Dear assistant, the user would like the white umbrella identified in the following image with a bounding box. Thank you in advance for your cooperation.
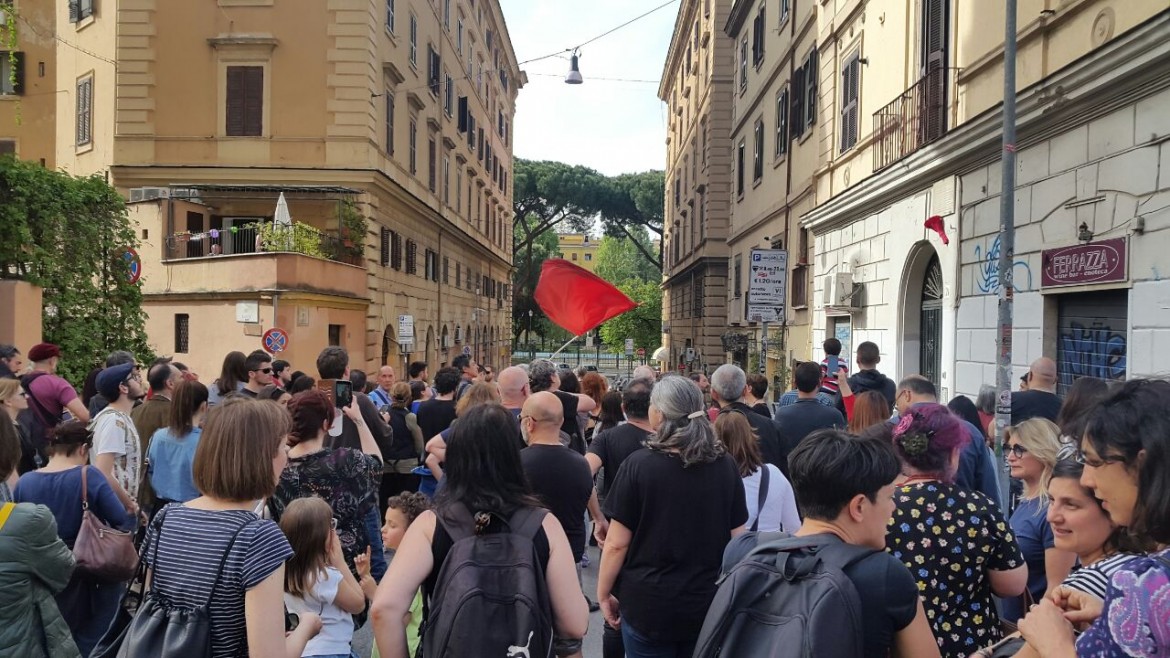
[274,192,292,226]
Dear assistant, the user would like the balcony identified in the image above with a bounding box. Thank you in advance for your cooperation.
[872,67,948,171]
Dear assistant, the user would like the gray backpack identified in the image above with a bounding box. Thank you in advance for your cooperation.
[692,532,876,658]
[422,505,554,658]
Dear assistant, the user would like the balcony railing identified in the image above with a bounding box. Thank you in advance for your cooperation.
[872,67,948,172]
[164,222,363,266]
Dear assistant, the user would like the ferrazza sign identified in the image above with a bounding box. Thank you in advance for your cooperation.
[1041,238,1127,288]
[748,249,788,323]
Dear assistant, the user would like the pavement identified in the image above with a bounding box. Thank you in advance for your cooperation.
[351,544,606,657]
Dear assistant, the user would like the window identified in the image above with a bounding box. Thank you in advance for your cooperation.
[226,66,263,136]
[840,52,861,152]
[174,314,189,353]
[700,117,707,167]
[456,262,461,287]
[457,19,463,52]
[384,91,394,154]
[571,253,577,261]
[443,0,450,29]
[455,166,463,212]
[386,0,395,33]
[406,239,417,274]
[442,155,450,205]
[409,15,417,67]
[585,253,592,261]
[75,76,93,146]
[779,0,790,26]
[69,0,95,22]
[775,85,789,157]
[739,37,748,91]
[792,264,808,307]
[0,53,24,95]
[736,139,745,197]
[427,137,436,192]
[804,47,819,131]
[380,227,391,265]
[391,230,402,270]
[790,48,818,139]
[0,140,14,156]
[444,72,453,116]
[408,118,417,174]
[425,249,437,281]
[734,254,742,298]
[427,46,440,96]
[753,119,764,182]
[328,324,342,347]
[751,4,766,66]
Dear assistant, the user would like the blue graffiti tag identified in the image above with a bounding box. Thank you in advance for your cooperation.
[974,235,1033,293]
[1058,322,1126,390]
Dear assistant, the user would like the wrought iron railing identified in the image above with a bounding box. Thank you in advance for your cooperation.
[872,67,948,171]
[164,222,362,265]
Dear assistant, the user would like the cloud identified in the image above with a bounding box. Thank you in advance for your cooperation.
[500,0,675,176]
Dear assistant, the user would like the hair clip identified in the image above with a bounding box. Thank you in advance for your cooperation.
[687,410,705,420]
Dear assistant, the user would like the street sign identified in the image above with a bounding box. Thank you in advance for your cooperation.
[118,247,142,285]
[462,345,472,356]
[624,338,634,356]
[398,314,414,350]
[636,347,646,357]
[263,327,290,353]
[747,249,788,323]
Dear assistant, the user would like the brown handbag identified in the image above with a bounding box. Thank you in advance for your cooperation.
[73,466,139,583]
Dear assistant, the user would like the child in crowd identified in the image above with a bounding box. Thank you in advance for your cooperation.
[819,337,850,397]
[281,497,378,658]
[377,492,432,658]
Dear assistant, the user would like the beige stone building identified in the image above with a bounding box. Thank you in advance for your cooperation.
[0,0,56,166]
[659,0,735,374]
[52,0,521,378]
[722,0,819,385]
[800,1,1168,399]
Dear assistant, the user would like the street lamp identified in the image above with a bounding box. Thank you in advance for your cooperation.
[565,50,583,85]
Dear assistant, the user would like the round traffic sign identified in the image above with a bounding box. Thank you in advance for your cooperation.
[119,247,142,285]
[462,345,472,356]
[263,327,290,354]
[636,347,646,356]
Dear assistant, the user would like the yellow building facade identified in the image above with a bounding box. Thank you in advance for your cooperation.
[0,0,56,166]
[51,0,521,378]
[556,233,599,273]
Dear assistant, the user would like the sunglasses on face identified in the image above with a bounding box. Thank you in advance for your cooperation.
[1005,444,1028,458]
[255,367,273,374]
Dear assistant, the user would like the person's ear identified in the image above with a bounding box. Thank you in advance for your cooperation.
[848,493,868,524]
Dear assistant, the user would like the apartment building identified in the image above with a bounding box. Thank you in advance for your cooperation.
[723,0,818,383]
[800,0,1168,399]
[659,0,735,373]
[557,233,599,273]
[53,0,521,377]
[0,0,56,166]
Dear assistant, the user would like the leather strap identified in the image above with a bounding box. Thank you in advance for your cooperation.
[750,466,771,533]
[0,502,15,532]
[80,465,90,510]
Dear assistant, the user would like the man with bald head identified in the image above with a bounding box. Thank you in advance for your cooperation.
[632,364,657,382]
[1011,357,1062,423]
[369,365,396,408]
[519,392,606,622]
[497,366,531,418]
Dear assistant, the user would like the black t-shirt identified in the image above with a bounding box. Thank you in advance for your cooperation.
[835,538,920,658]
[416,398,458,441]
[552,390,585,454]
[774,399,846,453]
[325,393,394,460]
[587,423,653,495]
[603,449,748,642]
[1011,390,1062,424]
[520,444,595,562]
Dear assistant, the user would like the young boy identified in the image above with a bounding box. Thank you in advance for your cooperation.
[819,338,850,397]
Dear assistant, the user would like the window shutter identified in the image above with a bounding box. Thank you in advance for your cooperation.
[243,67,263,136]
[12,52,24,95]
[226,67,246,136]
[805,49,818,128]
[391,230,402,270]
[385,94,394,154]
[841,56,860,152]
[380,228,390,266]
[790,67,805,140]
[776,88,789,155]
[69,0,79,22]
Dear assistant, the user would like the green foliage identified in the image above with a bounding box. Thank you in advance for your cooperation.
[0,157,153,384]
[511,213,561,342]
[598,280,662,354]
[594,233,660,284]
[256,221,328,259]
[336,199,368,260]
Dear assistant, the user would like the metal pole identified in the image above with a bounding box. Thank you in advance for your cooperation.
[994,0,1018,515]
[760,320,769,375]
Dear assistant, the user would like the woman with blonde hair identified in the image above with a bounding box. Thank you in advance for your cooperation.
[1002,417,1076,621]
[0,377,38,474]
[714,411,799,533]
[423,382,504,479]
[380,381,426,511]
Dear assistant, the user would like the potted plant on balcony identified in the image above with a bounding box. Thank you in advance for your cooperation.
[336,200,368,262]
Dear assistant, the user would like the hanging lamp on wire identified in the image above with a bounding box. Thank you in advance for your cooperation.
[565,48,583,85]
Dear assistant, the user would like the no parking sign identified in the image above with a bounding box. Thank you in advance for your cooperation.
[263,327,290,353]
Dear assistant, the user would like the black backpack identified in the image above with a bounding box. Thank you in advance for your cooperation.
[422,505,554,658]
[693,532,877,658]
[384,406,420,463]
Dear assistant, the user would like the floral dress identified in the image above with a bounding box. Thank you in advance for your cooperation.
[1076,549,1170,657]
[268,447,381,572]
[886,481,1025,658]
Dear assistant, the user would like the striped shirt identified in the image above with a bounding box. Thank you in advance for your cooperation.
[144,505,293,657]
[1063,552,1141,600]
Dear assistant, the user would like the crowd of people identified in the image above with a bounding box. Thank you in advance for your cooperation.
[0,337,1166,658]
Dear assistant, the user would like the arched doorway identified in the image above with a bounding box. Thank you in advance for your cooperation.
[381,325,399,368]
[425,325,435,370]
[900,244,944,390]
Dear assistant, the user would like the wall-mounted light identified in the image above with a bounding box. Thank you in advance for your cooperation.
[1078,222,1094,243]
[1134,216,1146,235]
[858,57,870,66]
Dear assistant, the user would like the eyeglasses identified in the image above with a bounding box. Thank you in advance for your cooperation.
[330,517,339,531]
[1074,450,1126,468]
[519,414,548,424]
[1005,444,1028,458]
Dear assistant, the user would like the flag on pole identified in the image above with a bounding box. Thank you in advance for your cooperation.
[534,259,637,336]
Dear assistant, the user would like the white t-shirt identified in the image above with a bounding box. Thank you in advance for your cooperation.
[742,464,801,533]
[90,407,141,500]
[283,567,353,656]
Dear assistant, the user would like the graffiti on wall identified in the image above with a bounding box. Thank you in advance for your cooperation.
[975,235,1033,293]
[1058,322,1127,390]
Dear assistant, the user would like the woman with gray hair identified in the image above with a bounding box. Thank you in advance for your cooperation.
[595,375,747,657]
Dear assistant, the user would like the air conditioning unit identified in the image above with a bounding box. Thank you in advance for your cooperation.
[823,272,857,307]
[128,187,170,203]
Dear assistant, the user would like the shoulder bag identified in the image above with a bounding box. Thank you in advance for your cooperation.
[73,466,139,583]
[749,465,771,533]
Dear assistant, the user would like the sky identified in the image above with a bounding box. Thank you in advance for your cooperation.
[498,0,678,176]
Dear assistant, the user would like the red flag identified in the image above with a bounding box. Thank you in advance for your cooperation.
[925,215,950,245]
[534,259,637,336]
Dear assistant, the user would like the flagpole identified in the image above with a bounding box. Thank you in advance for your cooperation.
[548,334,583,359]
